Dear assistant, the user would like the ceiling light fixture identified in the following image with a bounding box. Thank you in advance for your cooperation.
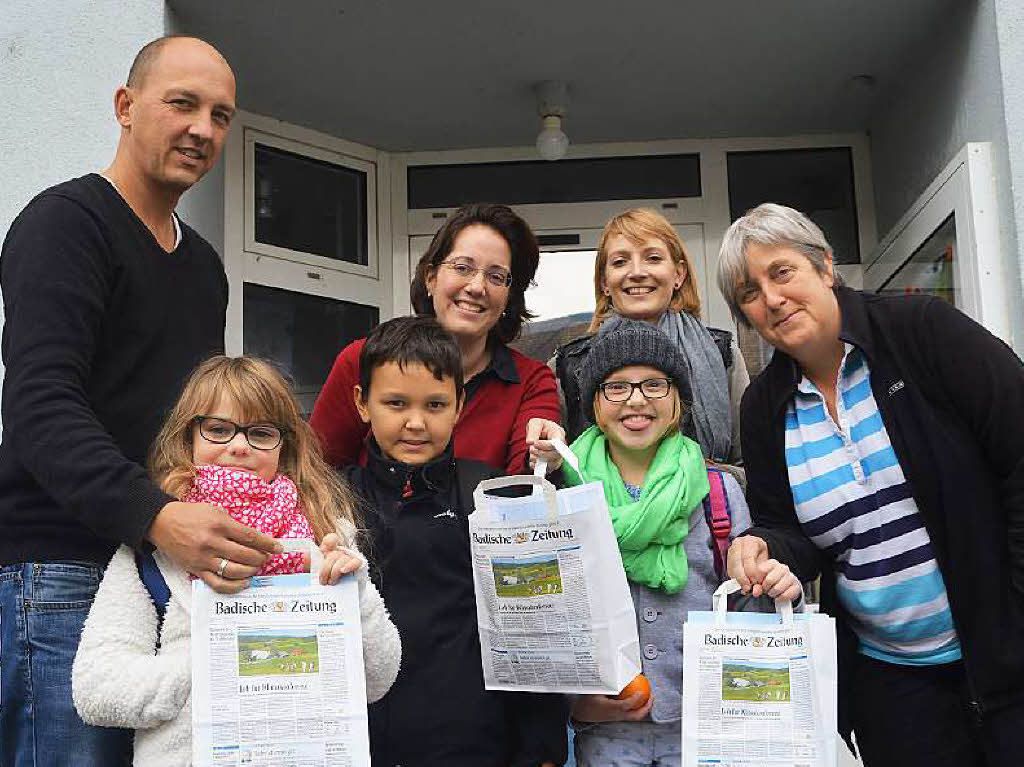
[534,80,569,161]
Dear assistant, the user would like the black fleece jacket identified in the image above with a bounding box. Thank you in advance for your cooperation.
[740,287,1024,738]
[345,439,568,767]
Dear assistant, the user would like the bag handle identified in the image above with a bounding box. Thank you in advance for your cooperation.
[474,474,559,522]
[533,438,581,479]
[713,578,794,626]
[712,579,742,625]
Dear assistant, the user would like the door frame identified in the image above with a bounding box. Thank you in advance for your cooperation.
[391,133,876,330]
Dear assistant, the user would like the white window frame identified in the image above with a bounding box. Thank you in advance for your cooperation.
[865,142,1008,342]
[244,128,378,280]
[390,134,876,331]
[223,110,392,355]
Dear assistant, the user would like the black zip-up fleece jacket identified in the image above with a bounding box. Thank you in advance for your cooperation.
[740,287,1024,739]
[345,440,568,767]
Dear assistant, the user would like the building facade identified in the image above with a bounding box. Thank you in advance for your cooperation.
[3,0,1023,410]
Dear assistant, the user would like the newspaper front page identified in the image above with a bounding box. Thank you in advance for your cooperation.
[191,562,370,767]
[470,481,640,694]
[682,611,836,767]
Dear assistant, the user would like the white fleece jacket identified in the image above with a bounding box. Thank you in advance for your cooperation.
[72,523,401,767]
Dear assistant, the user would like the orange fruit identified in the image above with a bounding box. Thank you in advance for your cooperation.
[614,673,651,708]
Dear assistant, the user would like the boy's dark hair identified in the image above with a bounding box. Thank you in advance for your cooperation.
[358,316,465,400]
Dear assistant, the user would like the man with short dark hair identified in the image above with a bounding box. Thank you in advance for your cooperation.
[0,36,279,766]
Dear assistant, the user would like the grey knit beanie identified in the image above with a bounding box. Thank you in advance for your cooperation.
[580,319,692,423]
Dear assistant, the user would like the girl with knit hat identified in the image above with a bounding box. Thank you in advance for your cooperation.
[538,319,800,767]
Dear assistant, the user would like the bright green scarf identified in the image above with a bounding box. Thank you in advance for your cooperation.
[563,427,709,593]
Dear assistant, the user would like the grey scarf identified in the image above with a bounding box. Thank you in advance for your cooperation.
[598,311,732,461]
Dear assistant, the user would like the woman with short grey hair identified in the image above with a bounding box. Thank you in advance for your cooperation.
[716,202,843,327]
[718,202,1024,767]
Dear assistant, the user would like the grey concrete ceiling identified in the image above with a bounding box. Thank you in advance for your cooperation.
[167,0,957,152]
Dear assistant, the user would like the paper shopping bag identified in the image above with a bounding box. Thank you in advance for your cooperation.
[682,580,838,767]
[468,441,641,694]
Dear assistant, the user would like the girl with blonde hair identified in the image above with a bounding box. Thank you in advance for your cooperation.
[538,320,798,766]
[150,355,353,552]
[72,356,400,767]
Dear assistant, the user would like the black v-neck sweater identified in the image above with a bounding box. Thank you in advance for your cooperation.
[0,174,227,565]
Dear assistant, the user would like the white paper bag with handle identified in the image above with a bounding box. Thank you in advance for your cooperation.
[681,579,838,767]
[468,439,641,694]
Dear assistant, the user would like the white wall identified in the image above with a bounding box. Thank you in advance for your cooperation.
[869,0,1022,351]
[0,0,167,241]
[0,0,167,405]
[994,0,1024,347]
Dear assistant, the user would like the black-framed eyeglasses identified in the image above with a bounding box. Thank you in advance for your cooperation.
[598,378,673,403]
[439,260,513,288]
[193,416,285,450]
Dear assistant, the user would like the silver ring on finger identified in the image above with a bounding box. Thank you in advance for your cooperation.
[217,558,229,578]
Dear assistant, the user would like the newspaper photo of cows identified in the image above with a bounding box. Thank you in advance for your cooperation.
[721,658,791,702]
[491,553,563,597]
[237,627,320,677]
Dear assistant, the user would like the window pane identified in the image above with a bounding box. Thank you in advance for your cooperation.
[243,283,378,415]
[878,214,956,305]
[727,148,861,264]
[512,250,596,361]
[527,250,599,323]
[408,154,701,209]
[254,144,368,265]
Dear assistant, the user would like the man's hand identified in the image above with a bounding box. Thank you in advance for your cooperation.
[526,418,567,473]
[571,691,653,723]
[726,535,771,596]
[148,500,282,593]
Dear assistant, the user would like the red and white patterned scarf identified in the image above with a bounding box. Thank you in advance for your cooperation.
[184,465,313,575]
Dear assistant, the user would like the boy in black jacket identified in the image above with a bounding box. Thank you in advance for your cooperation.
[344,316,568,767]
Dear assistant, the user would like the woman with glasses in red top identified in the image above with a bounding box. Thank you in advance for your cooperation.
[311,203,564,476]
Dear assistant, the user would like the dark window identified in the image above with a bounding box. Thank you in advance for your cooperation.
[536,233,582,248]
[254,144,368,266]
[408,154,701,209]
[243,283,378,416]
[727,148,861,264]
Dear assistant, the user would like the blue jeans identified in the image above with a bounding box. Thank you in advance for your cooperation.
[0,562,132,767]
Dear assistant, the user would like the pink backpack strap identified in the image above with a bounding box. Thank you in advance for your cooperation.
[703,468,732,582]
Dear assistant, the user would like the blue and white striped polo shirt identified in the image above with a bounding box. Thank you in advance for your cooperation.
[784,344,961,665]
